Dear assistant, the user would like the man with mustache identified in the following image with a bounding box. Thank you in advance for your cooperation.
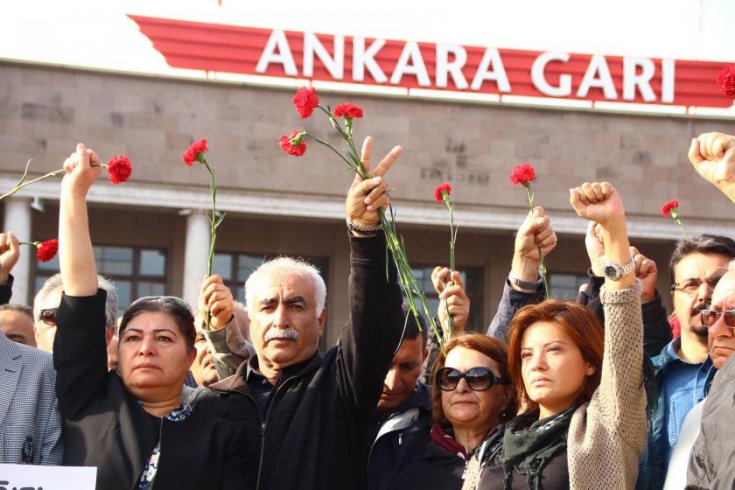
[638,130,735,489]
[635,237,735,490]
[193,137,404,490]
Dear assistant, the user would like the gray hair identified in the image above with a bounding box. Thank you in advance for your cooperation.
[0,303,34,320]
[245,257,326,317]
[34,273,118,328]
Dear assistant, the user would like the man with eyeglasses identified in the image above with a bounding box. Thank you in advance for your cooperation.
[637,234,735,489]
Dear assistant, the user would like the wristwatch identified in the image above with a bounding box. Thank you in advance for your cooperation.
[508,274,543,291]
[603,258,635,281]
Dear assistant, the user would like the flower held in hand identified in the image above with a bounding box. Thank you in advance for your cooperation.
[36,239,58,262]
[333,103,364,119]
[434,182,452,203]
[292,87,320,119]
[279,130,307,157]
[661,199,687,238]
[182,138,208,166]
[106,155,132,184]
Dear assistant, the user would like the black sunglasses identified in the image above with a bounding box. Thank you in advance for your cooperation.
[436,367,508,392]
[700,309,735,329]
[39,308,58,325]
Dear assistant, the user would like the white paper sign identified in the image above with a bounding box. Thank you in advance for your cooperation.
[0,464,96,490]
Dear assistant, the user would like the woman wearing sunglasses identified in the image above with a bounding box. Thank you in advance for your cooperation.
[53,144,250,489]
[476,182,648,489]
[391,333,517,489]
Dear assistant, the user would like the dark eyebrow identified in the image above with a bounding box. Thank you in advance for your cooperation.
[122,327,178,336]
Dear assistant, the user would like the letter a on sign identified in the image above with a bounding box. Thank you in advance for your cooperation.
[256,30,298,76]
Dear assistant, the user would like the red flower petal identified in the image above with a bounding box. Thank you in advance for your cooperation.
[36,239,58,263]
[509,163,536,185]
[182,138,208,165]
[661,199,679,217]
[717,65,735,97]
[106,155,132,184]
[434,182,452,202]
[278,130,307,157]
[292,87,320,119]
[333,103,364,119]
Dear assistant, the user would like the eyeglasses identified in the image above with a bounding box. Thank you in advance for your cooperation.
[436,367,508,392]
[128,296,191,311]
[700,309,735,329]
[671,274,725,296]
[39,308,58,326]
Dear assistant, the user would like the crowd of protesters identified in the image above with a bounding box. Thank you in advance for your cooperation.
[0,130,734,490]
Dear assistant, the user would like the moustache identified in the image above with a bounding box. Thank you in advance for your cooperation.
[691,303,710,317]
[264,328,300,342]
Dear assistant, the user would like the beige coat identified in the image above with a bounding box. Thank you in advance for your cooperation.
[568,281,648,489]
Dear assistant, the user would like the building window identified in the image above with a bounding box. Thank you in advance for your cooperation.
[549,272,588,301]
[410,265,485,333]
[213,252,329,305]
[34,246,167,310]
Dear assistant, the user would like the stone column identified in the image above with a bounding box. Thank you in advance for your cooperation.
[182,210,211,308]
[3,197,32,304]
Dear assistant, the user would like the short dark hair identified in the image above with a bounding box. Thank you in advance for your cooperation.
[119,297,196,353]
[401,304,427,350]
[0,303,34,320]
[669,234,735,283]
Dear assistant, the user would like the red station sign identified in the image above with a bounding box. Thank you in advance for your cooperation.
[130,15,733,109]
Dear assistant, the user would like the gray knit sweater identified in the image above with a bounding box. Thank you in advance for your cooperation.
[568,281,648,489]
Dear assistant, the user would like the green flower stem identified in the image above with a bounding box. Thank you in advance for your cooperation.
[673,216,688,239]
[524,185,550,300]
[443,197,456,339]
[0,164,64,201]
[202,159,225,331]
[310,103,446,351]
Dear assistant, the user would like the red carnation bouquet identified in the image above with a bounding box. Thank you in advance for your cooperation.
[280,87,446,347]
[182,138,224,331]
[1,154,132,201]
[661,199,688,238]
[434,182,457,338]
[20,238,58,263]
[510,163,550,299]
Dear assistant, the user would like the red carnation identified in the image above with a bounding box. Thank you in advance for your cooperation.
[292,87,320,119]
[36,239,58,263]
[509,163,536,186]
[333,103,364,119]
[182,138,208,165]
[279,130,307,157]
[434,182,452,203]
[717,65,735,96]
[661,199,679,217]
[106,155,132,184]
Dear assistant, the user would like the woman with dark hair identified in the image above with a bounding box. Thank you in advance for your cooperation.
[53,144,251,490]
[477,182,648,489]
[391,333,518,489]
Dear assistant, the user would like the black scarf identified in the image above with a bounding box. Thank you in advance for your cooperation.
[499,406,577,490]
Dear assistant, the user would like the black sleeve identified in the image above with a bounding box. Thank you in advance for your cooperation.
[578,271,672,358]
[337,231,403,421]
[53,290,109,420]
[578,271,605,323]
[0,274,14,305]
[641,291,673,358]
[487,279,545,341]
